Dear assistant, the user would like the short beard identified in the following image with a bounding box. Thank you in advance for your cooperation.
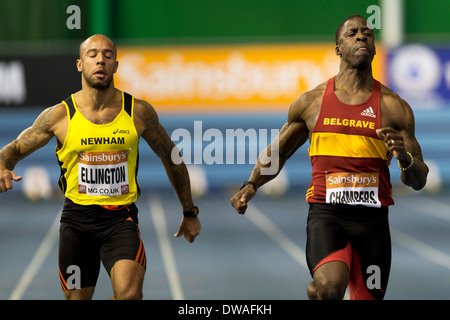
[83,73,113,90]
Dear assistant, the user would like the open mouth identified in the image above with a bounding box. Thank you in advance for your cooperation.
[94,70,106,78]
[356,47,369,53]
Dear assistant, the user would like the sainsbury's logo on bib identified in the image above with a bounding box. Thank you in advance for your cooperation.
[325,172,381,207]
[77,150,129,196]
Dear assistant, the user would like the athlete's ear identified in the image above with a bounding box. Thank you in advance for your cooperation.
[76,58,82,72]
[113,60,118,74]
[335,44,342,57]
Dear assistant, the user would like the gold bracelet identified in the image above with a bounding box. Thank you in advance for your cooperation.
[398,151,414,171]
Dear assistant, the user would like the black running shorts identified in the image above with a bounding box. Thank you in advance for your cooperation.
[306,203,391,300]
[58,198,146,290]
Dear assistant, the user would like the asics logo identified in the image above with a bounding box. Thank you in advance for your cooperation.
[113,128,130,134]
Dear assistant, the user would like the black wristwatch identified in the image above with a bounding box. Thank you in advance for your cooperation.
[240,181,257,191]
[183,206,199,217]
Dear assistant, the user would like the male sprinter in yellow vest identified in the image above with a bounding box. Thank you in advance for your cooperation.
[0,34,201,300]
[231,15,428,299]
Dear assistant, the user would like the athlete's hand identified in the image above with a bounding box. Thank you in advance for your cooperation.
[174,216,201,243]
[230,185,256,215]
[376,127,409,162]
[0,169,22,193]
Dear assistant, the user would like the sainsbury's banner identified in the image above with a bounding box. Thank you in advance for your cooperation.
[115,44,385,113]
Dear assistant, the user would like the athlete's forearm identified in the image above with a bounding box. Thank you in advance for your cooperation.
[400,156,428,191]
[248,148,288,190]
[248,118,307,189]
[0,127,52,170]
[162,159,195,210]
[0,141,20,170]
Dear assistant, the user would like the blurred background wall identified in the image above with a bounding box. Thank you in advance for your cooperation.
[0,0,448,198]
[3,0,450,44]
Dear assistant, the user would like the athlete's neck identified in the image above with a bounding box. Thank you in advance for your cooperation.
[334,54,374,90]
[335,62,374,94]
[79,84,118,111]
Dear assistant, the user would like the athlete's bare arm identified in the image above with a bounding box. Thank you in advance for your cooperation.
[377,87,428,190]
[0,104,67,193]
[230,84,325,214]
[134,98,201,242]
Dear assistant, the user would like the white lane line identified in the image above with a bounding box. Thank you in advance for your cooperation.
[391,227,450,271]
[148,195,184,300]
[9,209,61,300]
[246,204,308,270]
[398,196,450,222]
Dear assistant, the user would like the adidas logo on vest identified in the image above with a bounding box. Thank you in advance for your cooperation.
[361,106,376,118]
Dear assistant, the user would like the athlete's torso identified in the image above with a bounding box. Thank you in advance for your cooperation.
[56,91,140,206]
[306,77,394,207]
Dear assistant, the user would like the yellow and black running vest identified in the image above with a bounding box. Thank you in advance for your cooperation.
[56,91,140,206]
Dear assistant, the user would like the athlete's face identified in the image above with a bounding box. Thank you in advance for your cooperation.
[77,35,118,90]
[335,17,376,70]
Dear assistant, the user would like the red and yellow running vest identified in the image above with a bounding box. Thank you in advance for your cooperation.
[306,77,394,207]
[56,91,140,206]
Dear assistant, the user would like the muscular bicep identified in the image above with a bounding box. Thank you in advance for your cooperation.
[15,107,56,159]
[276,96,312,159]
[402,119,425,161]
[395,100,425,159]
[276,87,322,159]
[278,120,309,159]
[136,101,176,161]
[142,122,176,160]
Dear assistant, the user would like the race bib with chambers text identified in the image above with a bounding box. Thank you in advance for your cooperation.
[325,172,380,207]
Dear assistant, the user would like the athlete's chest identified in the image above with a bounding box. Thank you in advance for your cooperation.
[67,112,138,152]
[333,89,372,105]
[78,106,122,125]
[313,89,381,138]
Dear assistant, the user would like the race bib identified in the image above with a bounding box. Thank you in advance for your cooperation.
[77,150,129,196]
[325,172,381,207]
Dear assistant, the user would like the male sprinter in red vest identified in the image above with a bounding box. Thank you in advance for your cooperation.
[0,34,201,299]
[231,15,428,300]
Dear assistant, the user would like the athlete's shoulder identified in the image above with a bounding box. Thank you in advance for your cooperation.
[131,97,160,132]
[52,101,69,114]
[379,82,411,113]
[40,102,69,123]
[379,82,415,130]
[288,81,327,122]
[132,97,157,117]
[299,81,327,102]
[379,82,399,99]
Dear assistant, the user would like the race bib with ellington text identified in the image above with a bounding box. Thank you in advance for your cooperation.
[77,150,129,196]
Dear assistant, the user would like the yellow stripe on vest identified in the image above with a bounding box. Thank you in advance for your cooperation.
[308,132,388,160]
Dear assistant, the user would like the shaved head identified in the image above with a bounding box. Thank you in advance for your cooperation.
[79,34,117,58]
[77,34,118,90]
[335,15,367,45]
